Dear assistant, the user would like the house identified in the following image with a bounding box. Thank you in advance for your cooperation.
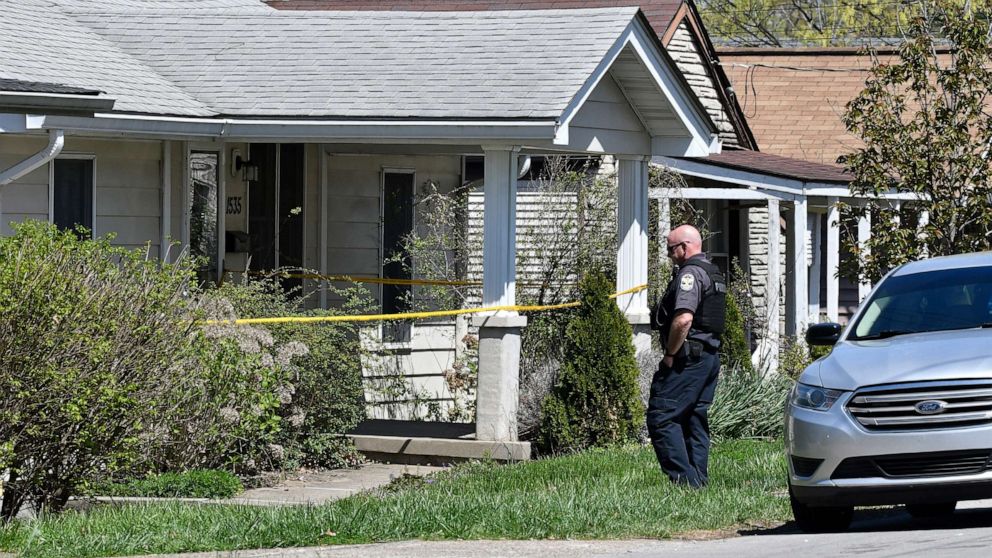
[0,0,721,456]
[275,0,915,371]
[715,46,943,325]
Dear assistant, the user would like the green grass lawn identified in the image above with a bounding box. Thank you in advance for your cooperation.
[0,439,790,558]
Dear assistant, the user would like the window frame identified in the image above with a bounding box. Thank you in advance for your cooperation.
[380,166,417,348]
[49,153,97,235]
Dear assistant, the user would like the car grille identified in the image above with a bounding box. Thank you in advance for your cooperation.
[832,449,992,479]
[846,380,992,430]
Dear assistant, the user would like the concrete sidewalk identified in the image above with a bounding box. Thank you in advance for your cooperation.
[220,463,445,507]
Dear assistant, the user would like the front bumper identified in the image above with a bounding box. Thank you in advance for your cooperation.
[786,398,992,507]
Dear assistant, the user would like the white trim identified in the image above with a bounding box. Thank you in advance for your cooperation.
[650,186,794,201]
[181,142,190,248]
[186,145,223,282]
[654,156,919,200]
[808,212,822,322]
[319,146,329,309]
[826,197,840,322]
[161,141,172,260]
[857,211,872,301]
[380,166,417,348]
[555,20,719,157]
[218,147,226,275]
[785,198,808,337]
[48,153,97,235]
[36,114,558,143]
[274,146,281,268]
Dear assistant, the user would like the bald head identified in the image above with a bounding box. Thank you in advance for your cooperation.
[666,224,702,264]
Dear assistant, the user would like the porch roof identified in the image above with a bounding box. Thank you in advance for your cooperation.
[680,149,851,184]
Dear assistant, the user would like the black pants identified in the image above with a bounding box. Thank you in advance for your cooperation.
[646,349,720,488]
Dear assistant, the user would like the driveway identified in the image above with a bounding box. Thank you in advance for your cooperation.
[138,500,992,558]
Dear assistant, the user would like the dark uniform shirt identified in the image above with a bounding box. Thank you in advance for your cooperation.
[667,253,720,350]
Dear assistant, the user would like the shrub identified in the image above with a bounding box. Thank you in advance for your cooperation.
[709,364,792,440]
[85,470,243,499]
[517,311,572,441]
[0,221,201,519]
[538,269,644,453]
[137,309,299,475]
[720,290,755,374]
[208,275,371,470]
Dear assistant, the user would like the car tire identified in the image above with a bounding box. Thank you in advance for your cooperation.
[906,501,956,518]
[789,486,853,533]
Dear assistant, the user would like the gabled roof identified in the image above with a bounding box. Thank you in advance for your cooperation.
[267,0,757,149]
[2,2,717,154]
[72,8,638,119]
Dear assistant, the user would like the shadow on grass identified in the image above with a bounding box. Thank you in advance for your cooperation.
[738,505,992,536]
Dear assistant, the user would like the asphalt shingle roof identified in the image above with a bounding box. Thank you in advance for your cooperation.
[267,0,682,42]
[0,0,214,116]
[685,148,851,184]
[0,77,100,95]
[1,1,642,119]
[73,8,637,118]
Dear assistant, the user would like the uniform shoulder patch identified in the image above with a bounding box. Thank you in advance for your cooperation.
[680,273,695,291]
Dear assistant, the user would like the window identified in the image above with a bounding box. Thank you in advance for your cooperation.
[189,151,220,284]
[851,266,992,339]
[51,157,94,236]
[382,169,415,344]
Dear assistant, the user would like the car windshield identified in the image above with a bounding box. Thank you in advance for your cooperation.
[849,265,992,340]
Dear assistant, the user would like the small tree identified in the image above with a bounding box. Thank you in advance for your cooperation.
[0,222,201,519]
[538,269,644,453]
[841,0,992,283]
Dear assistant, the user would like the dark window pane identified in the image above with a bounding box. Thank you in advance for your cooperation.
[279,144,305,293]
[53,158,93,235]
[382,172,414,316]
[189,151,219,284]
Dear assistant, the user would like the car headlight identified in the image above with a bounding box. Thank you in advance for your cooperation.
[792,383,846,411]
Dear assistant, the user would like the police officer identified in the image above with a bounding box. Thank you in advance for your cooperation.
[648,224,726,488]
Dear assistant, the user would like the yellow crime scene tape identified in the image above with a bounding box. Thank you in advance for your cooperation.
[203,283,648,326]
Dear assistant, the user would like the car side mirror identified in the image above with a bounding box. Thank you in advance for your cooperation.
[807,322,842,346]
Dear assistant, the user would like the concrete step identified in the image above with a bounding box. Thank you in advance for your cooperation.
[348,420,531,465]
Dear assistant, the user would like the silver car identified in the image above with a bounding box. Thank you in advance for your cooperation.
[786,252,992,532]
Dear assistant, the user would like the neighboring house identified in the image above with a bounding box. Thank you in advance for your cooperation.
[714,47,946,326]
[0,0,720,451]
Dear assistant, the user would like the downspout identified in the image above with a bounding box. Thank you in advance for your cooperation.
[0,129,65,186]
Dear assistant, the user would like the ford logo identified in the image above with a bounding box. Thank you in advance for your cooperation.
[915,400,948,415]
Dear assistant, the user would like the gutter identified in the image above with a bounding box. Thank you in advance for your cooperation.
[0,129,64,186]
[36,114,560,142]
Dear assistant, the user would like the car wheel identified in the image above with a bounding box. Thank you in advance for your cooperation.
[789,486,853,533]
[906,501,956,518]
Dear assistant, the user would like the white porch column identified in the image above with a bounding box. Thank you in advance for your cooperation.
[759,199,781,374]
[473,145,527,443]
[161,141,172,261]
[785,197,809,337]
[658,197,671,273]
[826,197,840,323]
[617,156,651,355]
[808,211,822,323]
[918,209,930,258]
[858,210,872,301]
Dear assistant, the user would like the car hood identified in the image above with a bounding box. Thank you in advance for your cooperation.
[811,328,992,391]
